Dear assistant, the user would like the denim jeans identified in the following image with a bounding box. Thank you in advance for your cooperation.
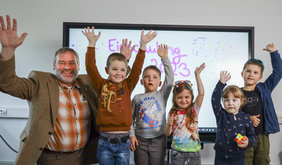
[97,137,130,165]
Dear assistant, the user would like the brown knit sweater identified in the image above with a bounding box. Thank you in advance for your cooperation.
[85,47,145,131]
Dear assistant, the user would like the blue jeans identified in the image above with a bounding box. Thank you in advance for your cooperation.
[97,137,130,165]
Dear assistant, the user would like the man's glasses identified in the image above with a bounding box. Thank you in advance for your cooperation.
[174,80,193,90]
[247,58,264,69]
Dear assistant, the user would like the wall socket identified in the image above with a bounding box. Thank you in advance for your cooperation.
[0,108,7,116]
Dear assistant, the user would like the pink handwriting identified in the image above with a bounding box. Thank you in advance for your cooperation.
[108,39,191,77]
[151,46,190,77]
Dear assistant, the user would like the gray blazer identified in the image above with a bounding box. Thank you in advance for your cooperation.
[0,57,99,165]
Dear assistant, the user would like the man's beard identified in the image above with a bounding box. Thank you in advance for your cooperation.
[56,69,78,84]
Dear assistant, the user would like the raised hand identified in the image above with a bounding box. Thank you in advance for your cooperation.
[0,15,28,60]
[120,39,136,61]
[195,63,205,108]
[220,70,231,84]
[82,26,101,47]
[140,29,157,50]
[157,44,168,59]
[263,43,277,53]
[195,63,206,76]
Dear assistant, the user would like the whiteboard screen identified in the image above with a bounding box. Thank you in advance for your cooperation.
[63,23,254,141]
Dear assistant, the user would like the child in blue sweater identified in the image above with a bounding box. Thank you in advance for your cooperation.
[241,43,282,165]
[211,71,256,165]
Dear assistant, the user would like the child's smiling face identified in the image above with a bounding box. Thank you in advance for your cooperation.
[107,60,127,83]
[242,64,263,87]
[174,89,193,109]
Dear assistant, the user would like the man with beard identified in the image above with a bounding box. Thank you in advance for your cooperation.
[0,15,100,165]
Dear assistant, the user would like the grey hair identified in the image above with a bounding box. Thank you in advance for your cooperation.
[53,47,79,65]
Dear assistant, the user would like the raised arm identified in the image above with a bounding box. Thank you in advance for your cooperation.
[83,26,104,91]
[194,63,205,108]
[0,15,27,61]
[157,44,168,59]
[157,44,174,96]
[120,39,135,76]
[220,70,231,84]
[0,15,39,100]
[82,26,101,47]
[211,71,230,118]
[263,42,277,53]
[126,30,157,91]
[262,42,282,91]
[139,29,157,50]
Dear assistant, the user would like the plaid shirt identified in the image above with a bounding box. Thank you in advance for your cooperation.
[46,82,91,151]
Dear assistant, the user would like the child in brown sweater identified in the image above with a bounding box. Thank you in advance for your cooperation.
[83,26,157,165]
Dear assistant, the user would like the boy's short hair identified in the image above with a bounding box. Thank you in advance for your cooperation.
[106,53,127,68]
[222,85,246,108]
[142,65,161,79]
[243,58,264,73]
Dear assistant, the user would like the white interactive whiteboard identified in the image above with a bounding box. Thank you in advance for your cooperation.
[63,23,254,142]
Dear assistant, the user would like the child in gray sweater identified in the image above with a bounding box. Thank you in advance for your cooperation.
[129,44,174,165]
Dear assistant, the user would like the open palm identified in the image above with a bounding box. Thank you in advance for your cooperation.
[141,30,157,44]
[0,15,27,49]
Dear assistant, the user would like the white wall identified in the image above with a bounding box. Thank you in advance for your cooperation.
[0,0,282,164]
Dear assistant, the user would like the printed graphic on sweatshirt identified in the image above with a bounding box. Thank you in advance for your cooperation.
[136,96,162,129]
[172,109,201,152]
[100,82,125,112]
[245,93,259,108]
